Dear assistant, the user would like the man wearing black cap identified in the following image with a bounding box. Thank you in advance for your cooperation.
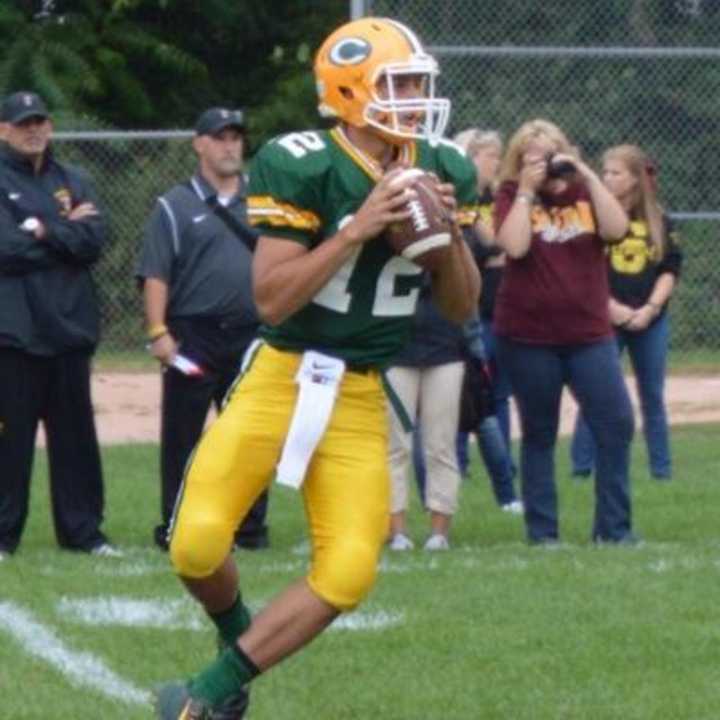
[0,91,119,560]
[136,107,269,553]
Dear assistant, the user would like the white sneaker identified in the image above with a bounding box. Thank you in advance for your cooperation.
[423,534,450,551]
[90,542,124,558]
[501,500,524,515]
[0,551,9,563]
[389,533,414,551]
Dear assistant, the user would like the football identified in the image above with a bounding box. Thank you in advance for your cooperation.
[385,168,452,271]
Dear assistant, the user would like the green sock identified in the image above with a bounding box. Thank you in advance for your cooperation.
[209,594,252,648]
[190,647,260,706]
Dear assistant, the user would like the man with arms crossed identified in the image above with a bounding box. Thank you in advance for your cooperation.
[0,91,117,560]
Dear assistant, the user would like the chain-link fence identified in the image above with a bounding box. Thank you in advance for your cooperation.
[356,0,720,361]
[52,1,720,361]
[53,130,196,357]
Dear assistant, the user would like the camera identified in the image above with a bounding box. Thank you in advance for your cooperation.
[545,153,576,179]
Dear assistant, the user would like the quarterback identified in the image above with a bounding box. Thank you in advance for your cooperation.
[156,16,480,720]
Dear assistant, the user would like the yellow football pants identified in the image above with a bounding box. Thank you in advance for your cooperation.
[169,343,390,611]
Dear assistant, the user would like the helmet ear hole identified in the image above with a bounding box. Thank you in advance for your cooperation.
[339,86,354,100]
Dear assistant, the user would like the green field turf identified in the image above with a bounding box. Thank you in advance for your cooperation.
[92,348,720,375]
[1,424,718,720]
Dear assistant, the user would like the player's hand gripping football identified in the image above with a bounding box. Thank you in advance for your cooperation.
[425,172,457,222]
[340,166,416,246]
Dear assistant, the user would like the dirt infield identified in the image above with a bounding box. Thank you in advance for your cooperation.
[39,371,720,446]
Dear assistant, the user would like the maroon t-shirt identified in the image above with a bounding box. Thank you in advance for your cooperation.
[493,180,613,345]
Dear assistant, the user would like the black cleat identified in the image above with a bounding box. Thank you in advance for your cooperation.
[155,681,249,720]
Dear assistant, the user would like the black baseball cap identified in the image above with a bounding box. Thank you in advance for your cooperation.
[1,91,49,124]
[195,107,245,136]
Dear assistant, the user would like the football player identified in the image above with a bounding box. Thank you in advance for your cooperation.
[156,16,480,719]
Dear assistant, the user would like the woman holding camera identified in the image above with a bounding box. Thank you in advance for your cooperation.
[493,119,635,545]
[571,145,683,481]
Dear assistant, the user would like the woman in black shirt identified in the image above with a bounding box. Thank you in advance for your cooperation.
[571,144,683,480]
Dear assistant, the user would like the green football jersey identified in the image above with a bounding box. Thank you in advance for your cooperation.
[247,127,476,367]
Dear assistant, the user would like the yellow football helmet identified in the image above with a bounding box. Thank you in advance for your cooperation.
[314,17,450,143]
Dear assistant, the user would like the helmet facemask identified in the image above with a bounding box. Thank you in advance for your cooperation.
[364,54,450,144]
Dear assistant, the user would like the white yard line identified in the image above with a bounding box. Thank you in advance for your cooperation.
[331,610,404,631]
[0,601,151,706]
[57,595,403,633]
[58,596,205,631]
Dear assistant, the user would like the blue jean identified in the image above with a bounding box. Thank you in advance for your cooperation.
[412,426,427,503]
[457,418,518,505]
[464,318,514,449]
[571,313,671,478]
[497,336,634,543]
[480,320,514,451]
[455,318,518,505]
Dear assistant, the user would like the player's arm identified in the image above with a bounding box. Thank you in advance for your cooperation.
[431,233,480,324]
[253,168,415,326]
[253,234,355,326]
[428,180,481,324]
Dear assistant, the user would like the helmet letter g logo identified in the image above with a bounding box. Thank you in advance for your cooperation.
[329,37,371,66]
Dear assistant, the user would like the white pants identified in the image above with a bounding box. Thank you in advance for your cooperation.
[387,362,464,515]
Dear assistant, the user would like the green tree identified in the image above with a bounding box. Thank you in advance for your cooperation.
[0,0,207,127]
[0,0,348,139]
[129,1,348,141]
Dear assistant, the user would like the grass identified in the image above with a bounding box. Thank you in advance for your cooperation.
[94,350,156,372]
[657,348,719,375]
[93,348,720,375]
[1,425,719,719]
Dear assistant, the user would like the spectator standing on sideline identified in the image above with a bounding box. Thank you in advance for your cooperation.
[137,107,269,552]
[0,91,118,560]
[494,119,635,545]
[154,17,479,718]
[453,127,521,513]
[387,279,467,552]
[571,144,683,481]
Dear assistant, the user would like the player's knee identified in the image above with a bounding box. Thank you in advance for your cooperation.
[309,537,382,611]
[169,520,232,579]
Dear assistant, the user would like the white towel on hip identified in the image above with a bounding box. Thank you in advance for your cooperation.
[275,350,346,489]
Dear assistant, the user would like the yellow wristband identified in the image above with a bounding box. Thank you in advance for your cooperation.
[147,324,168,341]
